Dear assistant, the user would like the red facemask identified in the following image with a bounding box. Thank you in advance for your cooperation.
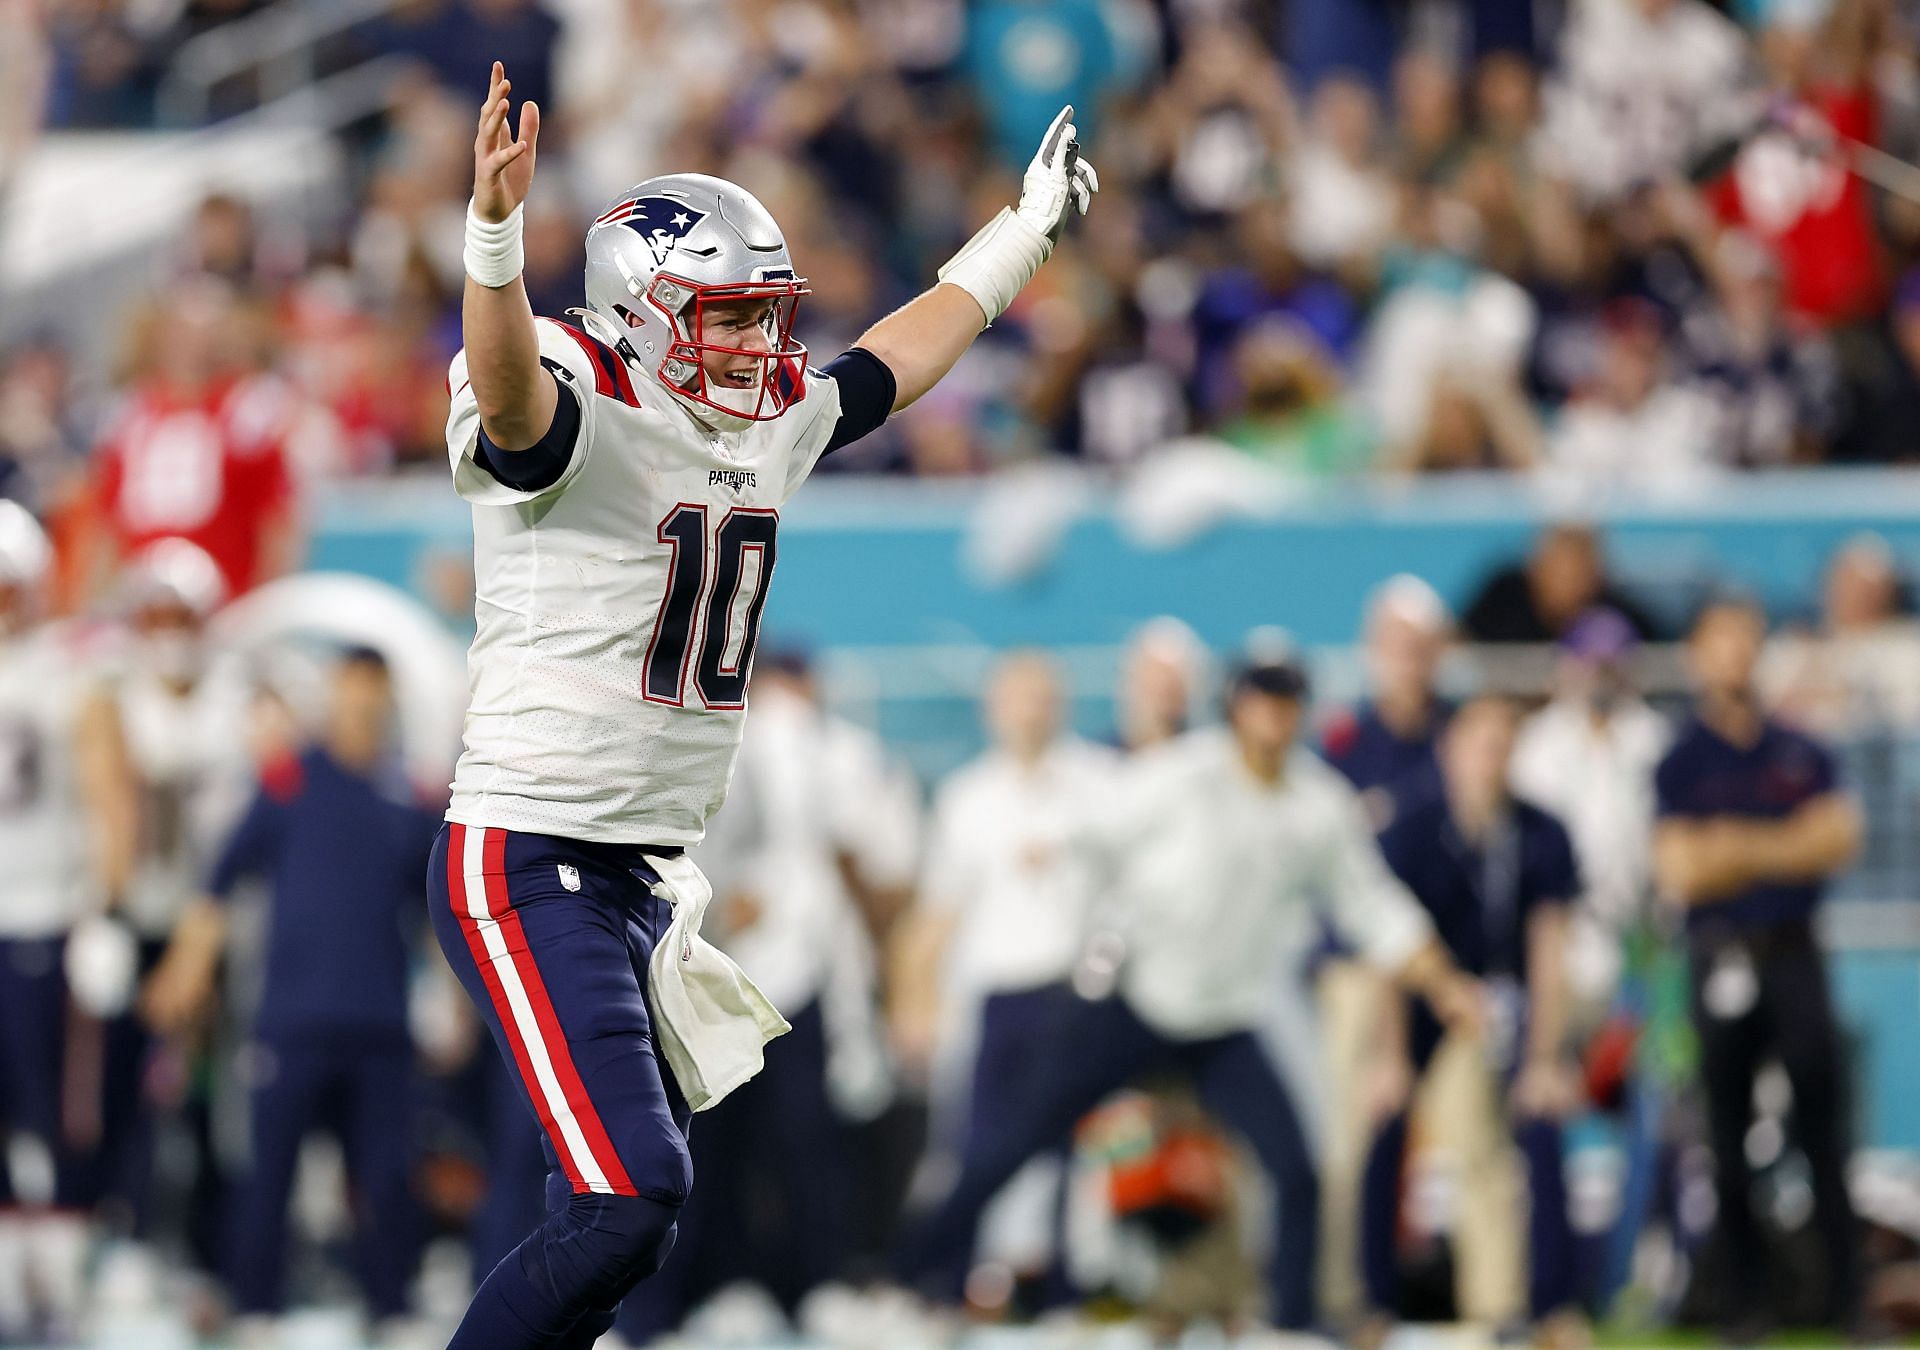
[625,273,811,422]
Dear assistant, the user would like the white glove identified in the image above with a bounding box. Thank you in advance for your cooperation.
[1016,104,1100,243]
[939,104,1100,323]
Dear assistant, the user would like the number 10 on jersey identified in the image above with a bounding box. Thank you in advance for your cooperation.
[643,504,779,711]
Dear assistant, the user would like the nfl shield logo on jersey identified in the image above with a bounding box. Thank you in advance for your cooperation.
[557,863,582,893]
[592,195,710,266]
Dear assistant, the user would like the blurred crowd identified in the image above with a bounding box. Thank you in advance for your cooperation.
[1,490,1918,1346]
[8,0,1920,547]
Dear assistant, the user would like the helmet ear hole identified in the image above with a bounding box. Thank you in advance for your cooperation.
[615,304,643,328]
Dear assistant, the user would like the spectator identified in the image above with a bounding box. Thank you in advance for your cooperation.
[141,648,441,1340]
[1704,0,1890,329]
[1831,266,1920,465]
[1652,594,1867,1341]
[1210,320,1371,474]
[1536,0,1747,204]
[1545,300,1722,489]
[1363,694,1583,1343]
[1289,75,1398,271]
[1139,19,1293,219]
[1676,231,1839,469]
[1761,532,1920,735]
[1461,522,1663,645]
[0,340,87,511]
[1190,198,1362,417]
[85,282,301,600]
[1391,49,1468,184]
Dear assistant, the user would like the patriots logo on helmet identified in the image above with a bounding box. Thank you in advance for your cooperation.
[593,195,709,266]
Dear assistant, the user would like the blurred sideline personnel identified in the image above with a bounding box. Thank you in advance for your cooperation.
[1316,574,1451,1318]
[0,503,137,1342]
[1653,596,1867,1340]
[1321,574,1453,827]
[88,540,252,1243]
[619,651,914,1340]
[1510,608,1669,1009]
[1113,617,1206,753]
[1362,695,1583,1343]
[895,646,1485,1331]
[429,61,1097,1347]
[142,648,441,1338]
[893,652,1117,1293]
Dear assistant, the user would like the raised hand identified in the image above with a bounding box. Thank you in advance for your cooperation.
[1015,104,1101,244]
[473,61,540,224]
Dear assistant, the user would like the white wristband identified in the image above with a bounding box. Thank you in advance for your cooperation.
[937,206,1052,324]
[464,199,525,288]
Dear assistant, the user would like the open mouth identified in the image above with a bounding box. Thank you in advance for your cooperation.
[720,369,759,389]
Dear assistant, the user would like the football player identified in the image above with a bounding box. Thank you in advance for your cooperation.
[427,62,1097,1349]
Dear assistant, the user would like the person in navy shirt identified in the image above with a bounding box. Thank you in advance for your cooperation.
[142,647,441,1336]
[1364,693,1583,1341]
[1321,574,1455,829]
[1653,596,1865,1339]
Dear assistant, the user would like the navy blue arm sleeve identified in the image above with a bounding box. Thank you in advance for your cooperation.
[476,361,583,491]
[822,347,897,455]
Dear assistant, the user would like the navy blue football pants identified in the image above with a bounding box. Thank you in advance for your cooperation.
[615,998,850,1342]
[428,823,692,1350]
[0,936,83,1210]
[893,991,1320,1329]
[226,1030,419,1318]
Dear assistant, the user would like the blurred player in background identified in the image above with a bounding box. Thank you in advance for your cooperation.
[0,502,137,1342]
[619,649,914,1341]
[896,647,1486,1332]
[1654,595,1867,1340]
[892,651,1117,1304]
[142,647,441,1341]
[87,541,253,1250]
[429,59,1096,1348]
[1362,694,1583,1344]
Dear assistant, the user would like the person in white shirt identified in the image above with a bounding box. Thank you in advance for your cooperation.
[431,62,1096,1348]
[1511,608,1671,1005]
[892,652,1117,1297]
[893,649,1482,1331]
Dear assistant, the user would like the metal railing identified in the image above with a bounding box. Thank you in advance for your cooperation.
[154,0,406,127]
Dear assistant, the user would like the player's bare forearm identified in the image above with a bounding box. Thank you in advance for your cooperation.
[464,276,555,449]
[854,283,989,412]
[463,60,553,451]
[73,689,138,906]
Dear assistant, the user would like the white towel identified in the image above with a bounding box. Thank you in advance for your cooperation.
[643,852,791,1111]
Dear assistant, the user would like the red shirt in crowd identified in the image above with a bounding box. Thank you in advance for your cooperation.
[93,374,296,597]
[1710,85,1887,327]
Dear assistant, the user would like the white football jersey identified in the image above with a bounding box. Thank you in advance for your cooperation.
[116,655,257,939]
[445,316,845,846]
[0,630,91,938]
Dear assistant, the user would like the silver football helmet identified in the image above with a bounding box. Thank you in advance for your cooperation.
[582,173,809,429]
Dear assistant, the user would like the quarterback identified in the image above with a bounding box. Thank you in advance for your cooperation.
[427,63,1096,1348]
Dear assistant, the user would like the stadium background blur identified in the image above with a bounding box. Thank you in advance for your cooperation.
[6,0,1920,1345]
